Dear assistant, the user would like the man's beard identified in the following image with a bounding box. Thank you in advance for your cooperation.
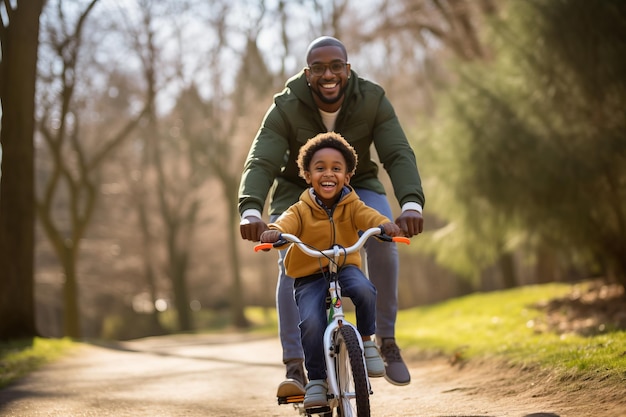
[311,83,347,105]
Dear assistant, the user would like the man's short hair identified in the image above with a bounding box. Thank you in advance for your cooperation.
[306,36,348,63]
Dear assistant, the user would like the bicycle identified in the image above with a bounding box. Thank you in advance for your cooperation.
[255,226,410,417]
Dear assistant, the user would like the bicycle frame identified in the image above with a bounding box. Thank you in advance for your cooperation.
[323,244,364,411]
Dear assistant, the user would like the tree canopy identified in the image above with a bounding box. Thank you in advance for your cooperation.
[417,0,626,287]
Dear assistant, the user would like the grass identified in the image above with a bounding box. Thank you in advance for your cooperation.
[396,282,626,376]
[2,281,624,389]
[0,337,76,389]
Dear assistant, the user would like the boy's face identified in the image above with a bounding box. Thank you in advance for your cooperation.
[304,147,351,207]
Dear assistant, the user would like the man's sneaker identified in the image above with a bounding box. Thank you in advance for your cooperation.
[303,379,328,409]
[363,340,385,377]
[379,338,411,385]
[276,359,306,398]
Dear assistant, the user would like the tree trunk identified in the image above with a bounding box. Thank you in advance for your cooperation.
[138,199,165,335]
[535,246,560,284]
[172,251,192,332]
[0,0,46,340]
[498,252,517,289]
[61,246,81,338]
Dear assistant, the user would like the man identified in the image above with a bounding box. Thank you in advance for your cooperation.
[238,36,425,396]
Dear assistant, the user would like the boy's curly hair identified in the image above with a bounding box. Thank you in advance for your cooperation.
[297,132,358,180]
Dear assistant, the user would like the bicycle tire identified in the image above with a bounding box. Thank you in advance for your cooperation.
[334,326,370,417]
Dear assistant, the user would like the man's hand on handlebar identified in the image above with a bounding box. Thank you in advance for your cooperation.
[395,210,424,237]
[240,216,269,241]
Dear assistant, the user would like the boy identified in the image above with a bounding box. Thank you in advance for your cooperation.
[260,132,403,409]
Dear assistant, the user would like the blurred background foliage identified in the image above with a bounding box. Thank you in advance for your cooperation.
[414,0,626,288]
[1,0,624,340]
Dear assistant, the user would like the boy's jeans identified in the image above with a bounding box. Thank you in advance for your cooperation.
[294,265,376,380]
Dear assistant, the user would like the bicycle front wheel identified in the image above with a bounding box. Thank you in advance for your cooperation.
[334,325,370,417]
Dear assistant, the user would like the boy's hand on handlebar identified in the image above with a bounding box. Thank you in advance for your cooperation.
[240,216,269,241]
[381,222,403,237]
[260,230,282,243]
[257,230,282,252]
[395,210,424,237]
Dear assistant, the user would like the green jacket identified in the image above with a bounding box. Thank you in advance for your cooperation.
[269,186,390,279]
[238,69,425,216]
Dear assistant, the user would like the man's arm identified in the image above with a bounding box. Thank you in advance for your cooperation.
[237,127,287,215]
[371,96,425,237]
[237,104,290,237]
[372,96,425,207]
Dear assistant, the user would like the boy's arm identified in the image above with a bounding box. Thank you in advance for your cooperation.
[260,205,303,248]
[352,200,392,232]
[266,203,302,237]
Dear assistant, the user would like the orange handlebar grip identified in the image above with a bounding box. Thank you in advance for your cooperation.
[254,243,274,252]
[392,236,410,245]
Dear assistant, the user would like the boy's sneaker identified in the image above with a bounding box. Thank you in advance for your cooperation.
[276,359,306,398]
[276,379,305,398]
[379,338,411,385]
[363,340,385,377]
[303,379,328,409]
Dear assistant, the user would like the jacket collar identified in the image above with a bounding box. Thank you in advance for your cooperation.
[303,185,356,216]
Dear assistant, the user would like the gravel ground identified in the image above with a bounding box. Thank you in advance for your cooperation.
[0,333,623,417]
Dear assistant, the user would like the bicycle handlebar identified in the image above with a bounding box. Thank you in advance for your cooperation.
[254,226,410,256]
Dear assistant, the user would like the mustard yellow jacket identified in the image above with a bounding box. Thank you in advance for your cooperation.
[268,186,390,279]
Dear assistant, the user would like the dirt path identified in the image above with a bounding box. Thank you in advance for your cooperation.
[0,333,623,416]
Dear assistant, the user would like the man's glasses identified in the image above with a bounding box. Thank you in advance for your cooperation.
[307,62,347,76]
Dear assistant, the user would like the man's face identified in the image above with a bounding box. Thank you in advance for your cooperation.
[305,45,351,112]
